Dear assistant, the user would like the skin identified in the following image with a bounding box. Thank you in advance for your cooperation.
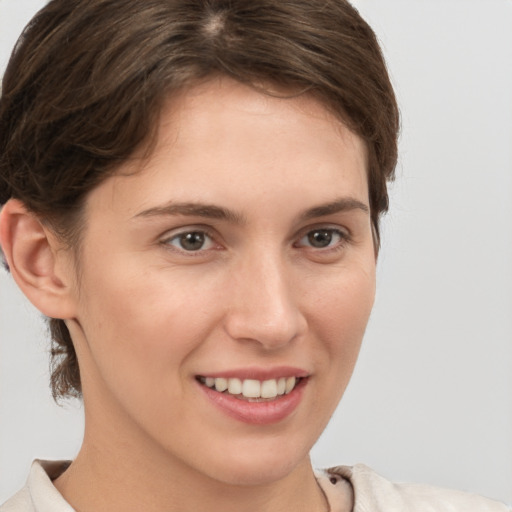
[0,77,375,512]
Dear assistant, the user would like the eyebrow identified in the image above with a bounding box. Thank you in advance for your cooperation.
[299,197,369,221]
[133,202,246,224]
[133,197,369,224]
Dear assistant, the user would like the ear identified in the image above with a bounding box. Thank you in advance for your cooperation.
[0,199,77,319]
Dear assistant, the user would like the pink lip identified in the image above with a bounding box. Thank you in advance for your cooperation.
[197,376,307,425]
[198,366,309,380]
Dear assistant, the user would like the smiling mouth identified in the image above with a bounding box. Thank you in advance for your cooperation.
[196,376,303,401]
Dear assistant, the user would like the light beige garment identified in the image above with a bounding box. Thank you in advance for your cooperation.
[317,465,511,512]
[1,460,510,512]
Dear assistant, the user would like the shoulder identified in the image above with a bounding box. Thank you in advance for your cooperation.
[317,464,511,512]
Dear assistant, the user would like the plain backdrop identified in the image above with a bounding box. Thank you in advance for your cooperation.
[1,0,511,505]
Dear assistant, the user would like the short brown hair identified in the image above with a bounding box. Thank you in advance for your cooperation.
[0,0,399,400]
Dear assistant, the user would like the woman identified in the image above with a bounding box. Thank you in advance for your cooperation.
[0,1,509,511]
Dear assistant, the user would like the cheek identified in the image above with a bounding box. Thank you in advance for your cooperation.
[73,266,223,433]
[310,263,376,381]
[316,262,375,337]
[299,264,375,431]
[75,260,219,388]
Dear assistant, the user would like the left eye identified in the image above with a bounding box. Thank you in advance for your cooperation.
[296,228,346,249]
[164,231,215,252]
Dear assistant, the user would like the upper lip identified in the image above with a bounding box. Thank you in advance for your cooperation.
[196,366,310,380]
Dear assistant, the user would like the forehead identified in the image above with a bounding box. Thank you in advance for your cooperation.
[159,77,366,160]
[89,76,369,219]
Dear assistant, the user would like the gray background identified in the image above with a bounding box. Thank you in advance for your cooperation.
[1,0,511,505]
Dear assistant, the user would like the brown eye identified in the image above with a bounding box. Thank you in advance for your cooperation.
[180,232,205,251]
[296,228,347,250]
[165,231,214,252]
[307,229,334,248]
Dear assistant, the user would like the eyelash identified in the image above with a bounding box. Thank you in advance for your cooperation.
[159,226,351,255]
[294,227,351,252]
[160,227,219,255]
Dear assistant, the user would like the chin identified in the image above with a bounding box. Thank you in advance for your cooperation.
[211,458,305,487]
[190,437,313,487]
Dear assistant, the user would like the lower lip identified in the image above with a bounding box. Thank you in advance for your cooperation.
[198,379,306,425]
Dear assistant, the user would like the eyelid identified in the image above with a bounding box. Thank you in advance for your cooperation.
[293,224,352,251]
[159,225,222,253]
[295,223,351,240]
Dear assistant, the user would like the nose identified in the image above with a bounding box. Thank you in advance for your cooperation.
[223,251,307,350]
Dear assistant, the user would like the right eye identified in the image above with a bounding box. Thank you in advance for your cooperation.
[162,230,216,252]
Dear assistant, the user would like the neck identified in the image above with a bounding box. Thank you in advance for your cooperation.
[54,418,329,512]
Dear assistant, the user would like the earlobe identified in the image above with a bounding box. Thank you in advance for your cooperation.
[0,199,76,319]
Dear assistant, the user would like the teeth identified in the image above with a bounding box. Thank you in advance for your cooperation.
[261,379,278,399]
[202,376,300,399]
[227,378,242,395]
[214,377,228,392]
[276,377,286,395]
[242,379,261,398]
[285,376,296,394]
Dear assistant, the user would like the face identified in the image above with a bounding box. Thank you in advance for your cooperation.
[65,77,375,486]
